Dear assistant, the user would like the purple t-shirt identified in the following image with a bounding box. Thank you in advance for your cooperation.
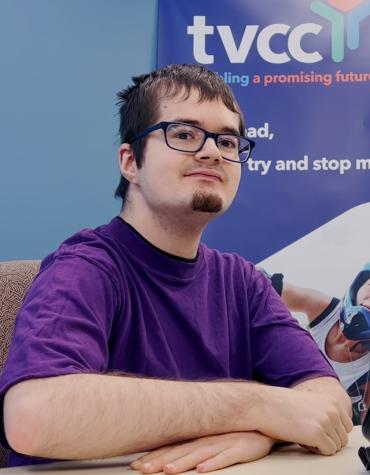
[0,217,336,466]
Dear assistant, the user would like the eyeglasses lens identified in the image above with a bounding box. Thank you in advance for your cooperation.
[166,123,250,162]
[166,124,203,152]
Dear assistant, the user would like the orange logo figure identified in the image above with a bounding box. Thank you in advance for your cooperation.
[328,0,364,12]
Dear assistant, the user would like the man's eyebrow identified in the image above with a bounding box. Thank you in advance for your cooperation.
[172,118,240,136]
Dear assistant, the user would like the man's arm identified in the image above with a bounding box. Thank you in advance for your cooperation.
[3,374,261,460]
[4,373,352,461]
[130,376,352,474]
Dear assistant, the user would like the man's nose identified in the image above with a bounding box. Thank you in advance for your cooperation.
[194,137,222,162]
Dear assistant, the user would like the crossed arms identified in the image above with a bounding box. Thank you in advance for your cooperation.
[4,372,352,472]
[2,266,353,471]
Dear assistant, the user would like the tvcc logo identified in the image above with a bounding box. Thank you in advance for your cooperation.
[187,0,370,64]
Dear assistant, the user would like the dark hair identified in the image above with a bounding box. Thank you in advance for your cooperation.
[115,64,245,206]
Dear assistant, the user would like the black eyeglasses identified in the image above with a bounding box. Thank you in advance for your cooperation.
[128,121,255,164]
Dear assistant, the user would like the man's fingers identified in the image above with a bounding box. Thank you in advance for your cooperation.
[196,442,272,473]
[132,444,216,474]
[132,432,274,473]
[338,428,349,448]
[342,411,354,433]
[327,428,342,452]
[298,400,352,453]
[196,448,241,472]
[133,450,192,473]
[197,436,273,472]
[327,407,351,450]
[316,433,340,456]
[131,443,193,472]
[300,420,348,456]
[162,447,221,474]
[335,421,349,448]
[131,448,169,471]
[325,414,345,452]
[131,450,164,466]
[131,446,171,464]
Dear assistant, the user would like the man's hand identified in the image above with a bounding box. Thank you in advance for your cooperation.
[131,432,275,474]
[259,385,353,456]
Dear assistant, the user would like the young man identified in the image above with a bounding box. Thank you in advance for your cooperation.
[269,264,370,425]
[0,65,352,472]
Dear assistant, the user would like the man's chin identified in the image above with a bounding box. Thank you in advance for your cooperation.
[191,192,223,213]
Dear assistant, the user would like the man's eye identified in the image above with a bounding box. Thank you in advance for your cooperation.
[177,132,193,140]
[219,138,238,149]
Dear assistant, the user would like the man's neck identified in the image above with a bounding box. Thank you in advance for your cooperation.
[121,207,207,260]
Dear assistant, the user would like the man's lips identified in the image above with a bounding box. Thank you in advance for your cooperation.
[184,169,224,182]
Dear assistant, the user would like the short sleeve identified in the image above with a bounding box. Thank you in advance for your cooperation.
[0,254,118,449]
[248,267,337,387]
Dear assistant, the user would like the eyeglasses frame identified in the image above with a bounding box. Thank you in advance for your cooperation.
[128,121,255,164]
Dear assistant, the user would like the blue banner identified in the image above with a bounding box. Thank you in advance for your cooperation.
[158,0,370,425]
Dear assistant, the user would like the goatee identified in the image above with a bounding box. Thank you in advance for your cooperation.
[192,192,222,213]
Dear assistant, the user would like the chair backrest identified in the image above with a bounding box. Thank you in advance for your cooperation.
[0,260,41,468]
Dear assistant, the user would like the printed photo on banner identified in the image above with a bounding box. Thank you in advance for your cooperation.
[259,204,370,425]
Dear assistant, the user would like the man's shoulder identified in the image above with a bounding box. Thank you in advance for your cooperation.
[200,243,256,277]
[40,217,123,276]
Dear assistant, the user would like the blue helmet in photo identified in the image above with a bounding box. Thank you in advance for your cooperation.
[340,262,370,341]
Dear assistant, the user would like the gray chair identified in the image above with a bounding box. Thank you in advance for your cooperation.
[0,260,40,467]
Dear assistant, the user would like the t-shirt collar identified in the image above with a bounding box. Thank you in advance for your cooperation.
[109,217,205,280]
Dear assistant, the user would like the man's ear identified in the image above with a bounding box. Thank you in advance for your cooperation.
[118,143,139,184]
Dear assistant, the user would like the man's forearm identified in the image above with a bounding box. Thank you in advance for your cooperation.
[4,374,353,461]
[4,374,261,460]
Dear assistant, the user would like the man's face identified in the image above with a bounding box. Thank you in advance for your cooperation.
[130,89,242,220]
